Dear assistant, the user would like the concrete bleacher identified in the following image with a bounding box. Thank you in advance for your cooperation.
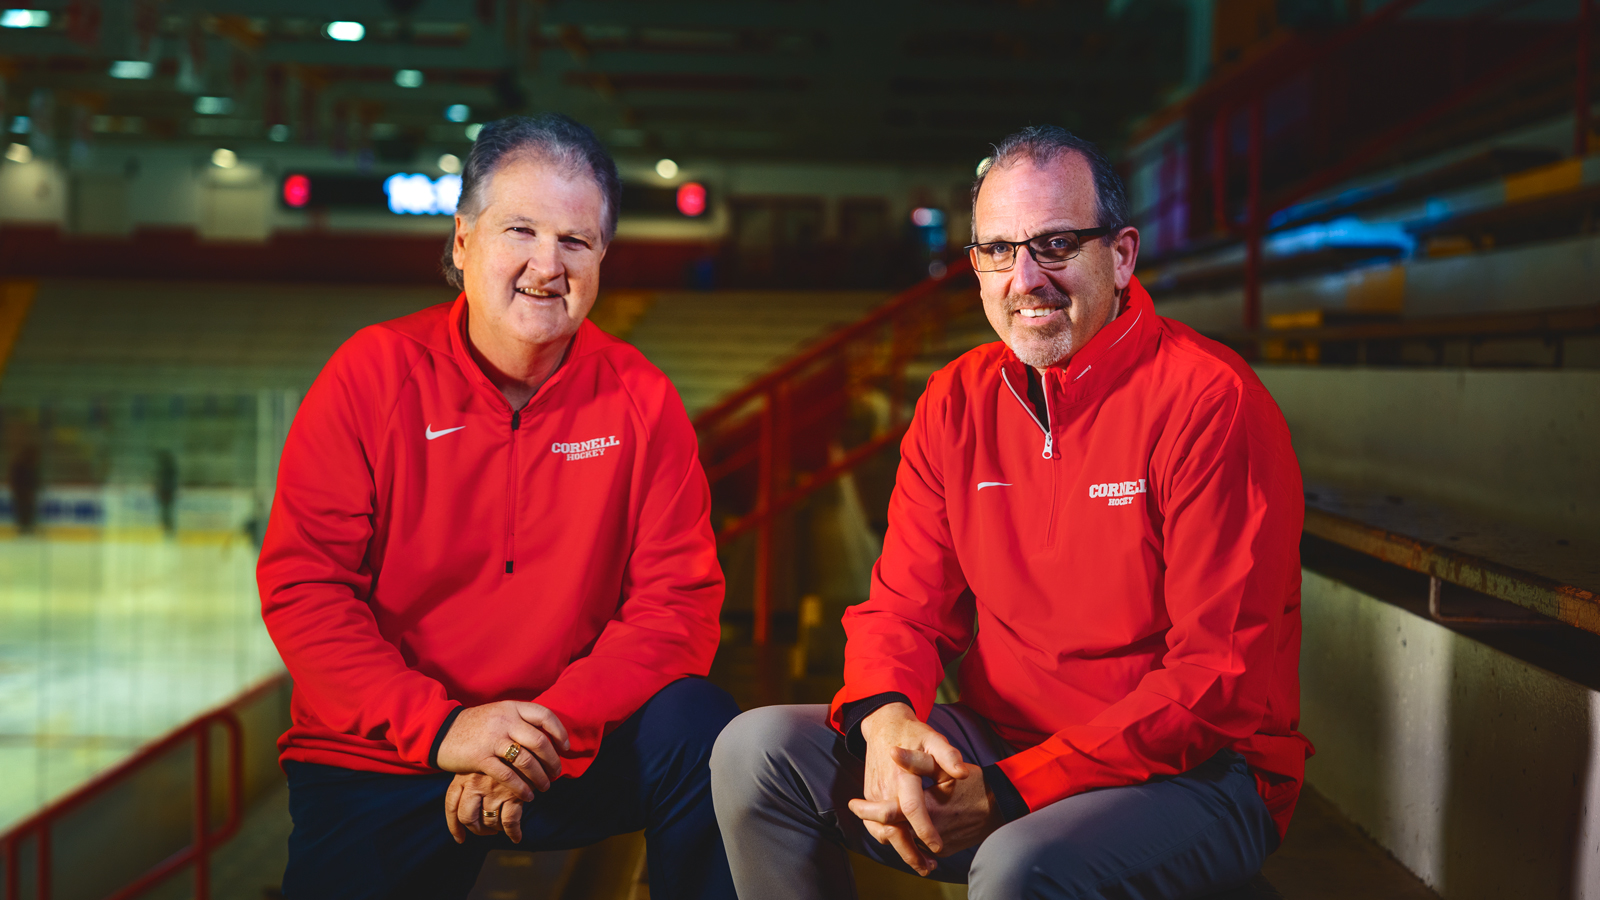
[1140,109,1600,350]
[622,290,889,415]
[0,280,456,401]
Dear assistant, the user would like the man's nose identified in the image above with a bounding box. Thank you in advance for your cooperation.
[1008,245,1052,296]
[524,237,566,283]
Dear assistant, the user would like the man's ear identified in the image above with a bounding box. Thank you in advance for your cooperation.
[1111,226,1141,292]
[452,214,470,272]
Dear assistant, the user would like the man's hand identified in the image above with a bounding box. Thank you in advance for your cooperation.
[894,751,1004,857]
[436,701,571,801]
[845,703,968,875]
[445,773,529,844]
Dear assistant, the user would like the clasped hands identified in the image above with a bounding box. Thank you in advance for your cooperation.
[435,700,569,844]
[848,703,1004,876]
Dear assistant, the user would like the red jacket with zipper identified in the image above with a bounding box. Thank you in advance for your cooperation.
[829,278,1311,838]
[258,296,723,778]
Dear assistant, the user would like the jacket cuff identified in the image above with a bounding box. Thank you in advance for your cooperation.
[840,692,914,759]
[428,705,465,770]
[982,763,1031,823]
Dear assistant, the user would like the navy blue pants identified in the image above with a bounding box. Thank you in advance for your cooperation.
[283,677,741,900]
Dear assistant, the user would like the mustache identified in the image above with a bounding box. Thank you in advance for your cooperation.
[1002,285,1071,313]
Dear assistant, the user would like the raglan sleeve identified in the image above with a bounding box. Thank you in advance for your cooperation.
[528,374,724,781]
[995,382,1304,810]
[256,336,461,768]
[828,382,976,732]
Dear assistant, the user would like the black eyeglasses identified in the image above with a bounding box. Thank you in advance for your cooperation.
[963,227,1116,273]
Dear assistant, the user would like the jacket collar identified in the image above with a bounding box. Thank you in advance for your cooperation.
[446,292,593,413]
[998,276,1157,409]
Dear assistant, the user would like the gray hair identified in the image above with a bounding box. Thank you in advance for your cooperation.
[970,126,1130,241]
[441,113,623,290]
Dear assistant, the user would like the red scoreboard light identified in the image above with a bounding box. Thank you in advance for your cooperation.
[282,174,311,208]
[676,182,707,217]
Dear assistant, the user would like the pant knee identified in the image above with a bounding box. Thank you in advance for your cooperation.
[644,677,741,757]
[968,828,1080,900]
[710,706,828,814]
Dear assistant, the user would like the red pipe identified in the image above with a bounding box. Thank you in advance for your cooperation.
[692,260,973,432]
[1245,99,1264,331]
[193,726,211,900]
[753,396,774,646]
[1274,25,1574,214]
[2,674,284,900]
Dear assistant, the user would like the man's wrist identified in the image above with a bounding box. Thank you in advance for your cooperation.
[429,705,466,770]
[981,762,1031,823]
[839,692,913,758]
[859,701,916,741]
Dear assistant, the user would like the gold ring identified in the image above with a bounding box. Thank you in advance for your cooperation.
[503,742,522,765]
[482,810,498,818]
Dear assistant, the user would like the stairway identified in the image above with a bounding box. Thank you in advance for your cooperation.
[622,290,889,416]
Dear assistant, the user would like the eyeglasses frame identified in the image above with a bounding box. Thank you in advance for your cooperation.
[962,226,1118,273]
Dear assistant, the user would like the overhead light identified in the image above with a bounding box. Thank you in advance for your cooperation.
[325,21,364,42]
[437,153,462,175]
[9,116,31,134]
[911,208,944,227]
[0,10,50,28]
[445,104,470,123]
[464,123,483,141]
[109,60,153,80]
[211,148,237,168]
[655,158,678,179]
[5,143,33,164]
[395,69,424,88]
[268,124,290,142]
[195,96,233,115]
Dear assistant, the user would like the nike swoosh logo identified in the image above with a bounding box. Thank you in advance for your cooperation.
[977,482,1012,490]
[425,425,466,441]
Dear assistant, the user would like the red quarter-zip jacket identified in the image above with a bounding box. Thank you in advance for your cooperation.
[258,296,723,779]
[829,278,1311,838]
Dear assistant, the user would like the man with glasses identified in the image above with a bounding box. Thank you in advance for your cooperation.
[711,126,1309,899]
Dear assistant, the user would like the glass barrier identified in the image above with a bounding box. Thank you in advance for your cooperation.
[0,390,296,832]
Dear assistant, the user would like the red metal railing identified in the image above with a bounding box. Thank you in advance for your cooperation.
[1199,0,1597,329]
[693,261,979,644]
[0,672,288,900]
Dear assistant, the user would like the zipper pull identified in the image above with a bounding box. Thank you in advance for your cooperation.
[1042,432,1054,460]
[511,410,521,431]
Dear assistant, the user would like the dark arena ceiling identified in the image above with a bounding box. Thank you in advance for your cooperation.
[0,0,1190,167]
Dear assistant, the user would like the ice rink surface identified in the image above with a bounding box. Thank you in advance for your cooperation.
[0,530,282,832]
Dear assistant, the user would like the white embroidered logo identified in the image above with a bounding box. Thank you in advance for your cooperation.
[553,435,620,461]
[425,425,465,440]
[1089,479,1147,507]
[977,482,1012,491]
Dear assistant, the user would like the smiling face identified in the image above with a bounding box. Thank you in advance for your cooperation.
[452,154,607,364]
[972,153,1139,371]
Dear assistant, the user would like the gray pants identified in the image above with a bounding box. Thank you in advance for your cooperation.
[710,704,1279,900]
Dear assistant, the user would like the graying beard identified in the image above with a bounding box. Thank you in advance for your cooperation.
[1011,330,1073,369]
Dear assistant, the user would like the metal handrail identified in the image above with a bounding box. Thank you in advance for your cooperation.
[1196,0,1596,330]
[1,672,289,900]
[693,260,980,644]
[692,260,975,433]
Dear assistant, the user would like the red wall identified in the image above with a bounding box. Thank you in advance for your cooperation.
[0,225,716,289]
